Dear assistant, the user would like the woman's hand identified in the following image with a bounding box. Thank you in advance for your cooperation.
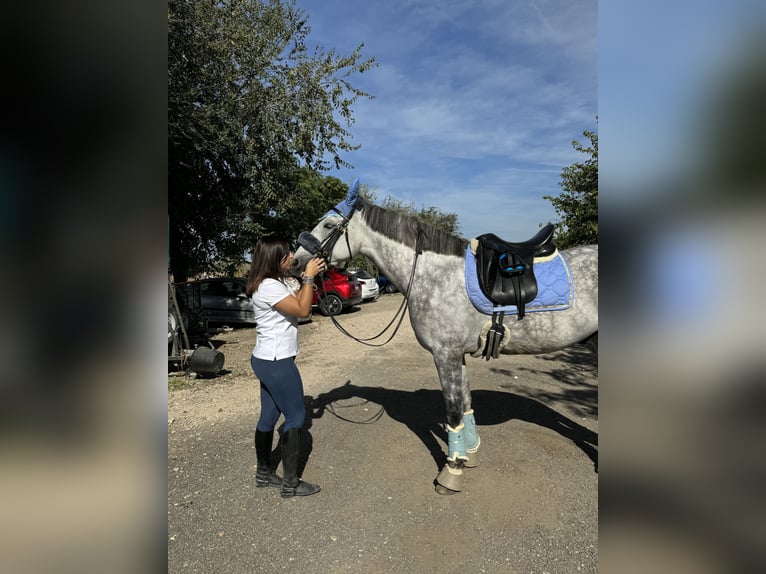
[274,256,326,319]
[303,257,326,279]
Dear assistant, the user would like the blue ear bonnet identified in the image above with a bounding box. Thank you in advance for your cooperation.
[323,178,360,219]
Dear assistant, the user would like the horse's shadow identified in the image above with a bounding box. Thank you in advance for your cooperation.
[306,381,598,473]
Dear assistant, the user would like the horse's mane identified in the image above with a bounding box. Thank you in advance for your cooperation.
[357,198,468,257]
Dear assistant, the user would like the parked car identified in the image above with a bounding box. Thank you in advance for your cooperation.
[179,276,314,327]
[312,268,363,316]
[180,277,255,326]
[377,274,398,293]
[348,269,380,301]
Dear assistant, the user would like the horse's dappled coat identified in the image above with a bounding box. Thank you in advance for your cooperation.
[292,191,598,493]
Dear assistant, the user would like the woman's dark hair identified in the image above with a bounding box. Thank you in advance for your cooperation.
[246,237,291,296]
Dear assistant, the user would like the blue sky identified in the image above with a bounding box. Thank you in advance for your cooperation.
[295,0,597,240]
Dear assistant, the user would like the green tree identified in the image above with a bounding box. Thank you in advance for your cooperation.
[273,167,348,243]
[168,0,376,281]
[543,128,598,248]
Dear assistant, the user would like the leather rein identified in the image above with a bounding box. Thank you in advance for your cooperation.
[316,206,423,347]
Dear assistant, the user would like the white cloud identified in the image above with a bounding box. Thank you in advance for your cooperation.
[299,0,596,235]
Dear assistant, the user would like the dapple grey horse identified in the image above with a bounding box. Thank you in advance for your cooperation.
[291,182,598,494]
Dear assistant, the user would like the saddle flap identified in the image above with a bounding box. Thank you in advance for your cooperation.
[475,244,538,306]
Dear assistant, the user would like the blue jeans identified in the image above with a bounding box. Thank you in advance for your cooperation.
[250,356,305,432]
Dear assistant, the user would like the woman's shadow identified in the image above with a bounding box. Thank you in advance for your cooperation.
[305,381,598,472]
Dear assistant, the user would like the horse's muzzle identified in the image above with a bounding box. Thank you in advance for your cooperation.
[297,231,323,255]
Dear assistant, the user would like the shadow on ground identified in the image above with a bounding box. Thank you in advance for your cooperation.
[307,381,598,473]
[491,344,598,419]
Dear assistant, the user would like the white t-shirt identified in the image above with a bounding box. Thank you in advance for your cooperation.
[251,278,299,360]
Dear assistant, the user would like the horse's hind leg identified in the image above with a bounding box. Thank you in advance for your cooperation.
[433,352,469,494]
[444,358,480,468]
[461,360,481,468]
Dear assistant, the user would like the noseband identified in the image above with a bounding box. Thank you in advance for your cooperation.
[297,203,357,264]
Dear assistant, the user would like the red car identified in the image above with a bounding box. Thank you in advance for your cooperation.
[311,268,363,316]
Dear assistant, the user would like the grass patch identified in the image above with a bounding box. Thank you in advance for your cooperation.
[168,374,196,391]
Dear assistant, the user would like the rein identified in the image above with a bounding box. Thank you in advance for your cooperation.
[323,211,423,347]
[325,398,385,424]
[329,239,421,346]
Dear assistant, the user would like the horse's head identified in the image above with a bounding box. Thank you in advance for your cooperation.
[290,214,352,273]
[291,179,362,274]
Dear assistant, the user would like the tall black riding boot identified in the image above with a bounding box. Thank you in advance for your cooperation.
[255,430,281,488]
[280,428,320,498]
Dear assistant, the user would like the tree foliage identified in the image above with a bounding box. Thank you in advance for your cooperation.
[544,128,598,248]
[168,0,376,280]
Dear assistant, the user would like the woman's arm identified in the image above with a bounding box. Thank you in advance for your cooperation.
[273,257,325,318]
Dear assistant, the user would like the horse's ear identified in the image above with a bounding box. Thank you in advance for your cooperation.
[348,178,360,202]
[328,178,362,218]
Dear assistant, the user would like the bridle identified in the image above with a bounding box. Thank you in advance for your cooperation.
[316,206,355,264]
[300,201,423,347]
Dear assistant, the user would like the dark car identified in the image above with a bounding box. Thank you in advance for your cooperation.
[377,274,399,293]
[312,268,363,316]
[180,277,256,326]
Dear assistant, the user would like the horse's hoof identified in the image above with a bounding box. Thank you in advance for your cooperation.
[435,464,463,493]
[464,449,480,468]
[434,483,460,495]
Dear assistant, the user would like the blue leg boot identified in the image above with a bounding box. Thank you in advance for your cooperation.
[462,410,481,468]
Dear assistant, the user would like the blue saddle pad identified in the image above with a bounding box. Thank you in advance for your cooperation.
[465,245,574,315]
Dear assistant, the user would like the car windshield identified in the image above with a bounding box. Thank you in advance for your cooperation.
[354,270,373,279]
[198,279,246,296]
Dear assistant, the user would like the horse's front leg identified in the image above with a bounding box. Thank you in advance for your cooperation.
[433,352,470,494]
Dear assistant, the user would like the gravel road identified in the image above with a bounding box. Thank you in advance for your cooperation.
[168,293,598,573]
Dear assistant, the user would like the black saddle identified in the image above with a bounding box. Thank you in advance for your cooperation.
[475,223,556,315]
[474,223,556,360]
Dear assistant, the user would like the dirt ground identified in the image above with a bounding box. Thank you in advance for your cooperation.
[168,293,598,574]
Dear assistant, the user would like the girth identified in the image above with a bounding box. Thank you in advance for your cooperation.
[474,223,556,359]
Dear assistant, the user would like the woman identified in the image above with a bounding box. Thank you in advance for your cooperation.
[245,237,326,498]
